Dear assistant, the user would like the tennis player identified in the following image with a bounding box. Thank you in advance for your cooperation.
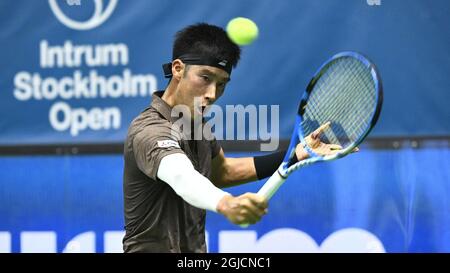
[122,23,339,253]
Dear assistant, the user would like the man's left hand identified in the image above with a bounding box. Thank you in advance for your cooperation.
[295,121,359,161]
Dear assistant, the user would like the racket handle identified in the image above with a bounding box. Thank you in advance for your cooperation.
[240,171,286,228]
[257,171,286,200]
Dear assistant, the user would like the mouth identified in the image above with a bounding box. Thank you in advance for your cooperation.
[194,106,207,116]
[198,105,208,112]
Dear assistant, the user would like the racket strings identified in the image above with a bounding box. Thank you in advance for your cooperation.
[302,57,376,148]
[309,61,364,131]
[321,62,374,144]
[316,70,373,145]
[325,62,375,140]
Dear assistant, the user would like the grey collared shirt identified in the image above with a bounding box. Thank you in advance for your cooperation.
[122,91,221,253]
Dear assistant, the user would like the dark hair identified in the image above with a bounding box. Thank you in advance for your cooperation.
[172,23,241,68]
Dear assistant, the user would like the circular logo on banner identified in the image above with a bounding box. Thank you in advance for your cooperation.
[48,0,118,30]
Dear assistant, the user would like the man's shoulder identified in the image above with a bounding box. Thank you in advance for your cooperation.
[127,108,181,142]
[129,107,172,131]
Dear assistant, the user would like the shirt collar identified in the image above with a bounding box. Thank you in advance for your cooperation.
[150,91,175,122]
[150,91,208,134]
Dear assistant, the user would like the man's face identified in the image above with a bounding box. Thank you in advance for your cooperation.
[175,64,230,118]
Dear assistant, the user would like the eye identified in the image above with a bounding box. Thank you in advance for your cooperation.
[201,75,210,82]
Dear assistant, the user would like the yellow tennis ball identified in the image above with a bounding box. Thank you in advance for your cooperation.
[226,17,259,46]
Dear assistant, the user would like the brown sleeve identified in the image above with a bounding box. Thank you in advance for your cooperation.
[133,123,184,180]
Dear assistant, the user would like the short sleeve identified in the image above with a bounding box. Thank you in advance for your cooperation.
[133,123,184,180]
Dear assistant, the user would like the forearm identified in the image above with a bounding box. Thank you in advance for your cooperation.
[157,153,230,212]
[212,149,287,188]
[214,157,258,188]
[158,153,268,225]
[253,150,286,179]
[215,150,286,187]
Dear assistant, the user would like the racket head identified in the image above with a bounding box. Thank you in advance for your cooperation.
[282,51,383,174]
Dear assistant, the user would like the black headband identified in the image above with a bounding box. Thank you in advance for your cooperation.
[162,54,232,78]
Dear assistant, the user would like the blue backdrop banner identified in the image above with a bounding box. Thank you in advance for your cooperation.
[0,0,449,145]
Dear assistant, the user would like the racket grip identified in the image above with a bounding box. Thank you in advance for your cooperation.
[240,171,286,228]
[257,171,286,200]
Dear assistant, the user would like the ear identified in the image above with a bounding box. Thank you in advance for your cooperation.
[171,59,185,81]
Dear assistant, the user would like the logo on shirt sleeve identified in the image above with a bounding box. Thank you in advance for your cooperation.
[157,140,180,149]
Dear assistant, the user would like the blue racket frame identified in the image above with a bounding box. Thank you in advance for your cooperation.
[280,51,383,177]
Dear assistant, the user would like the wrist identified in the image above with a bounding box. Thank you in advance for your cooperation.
[253,150,286,180]
[216,194,233,215]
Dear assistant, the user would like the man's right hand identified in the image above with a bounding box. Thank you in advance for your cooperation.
[216,193,268,225]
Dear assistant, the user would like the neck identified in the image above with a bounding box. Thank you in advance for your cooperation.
[161,79,178,107]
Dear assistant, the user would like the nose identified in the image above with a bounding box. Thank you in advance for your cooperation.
[204,85,217,105]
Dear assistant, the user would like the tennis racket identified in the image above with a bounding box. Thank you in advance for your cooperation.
[242,51,383,227]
